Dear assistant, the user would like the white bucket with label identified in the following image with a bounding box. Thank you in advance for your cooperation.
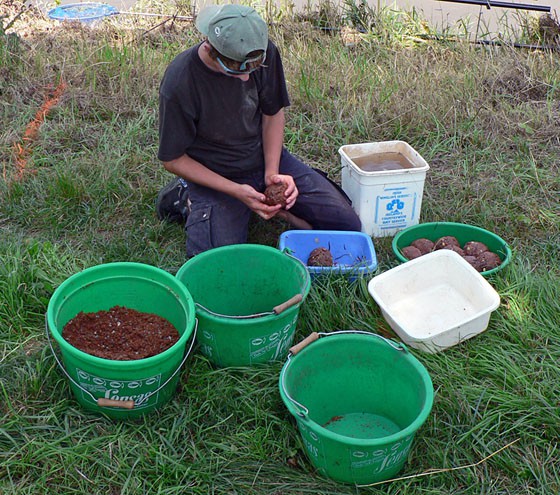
[340,141,430,237]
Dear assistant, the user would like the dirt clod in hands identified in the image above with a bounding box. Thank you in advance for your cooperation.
[264,182,288,207]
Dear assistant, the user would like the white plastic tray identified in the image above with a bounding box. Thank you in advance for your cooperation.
[368,250,500,353]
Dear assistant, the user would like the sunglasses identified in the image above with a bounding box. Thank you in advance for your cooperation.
[216,52,266,75]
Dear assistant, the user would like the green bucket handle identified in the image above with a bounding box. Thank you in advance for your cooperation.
[280,330,408,418]
[45,316,198,410]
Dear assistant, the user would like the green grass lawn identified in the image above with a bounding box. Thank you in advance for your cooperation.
[1,1,559,493]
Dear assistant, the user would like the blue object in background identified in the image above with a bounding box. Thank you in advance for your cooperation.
[48,2,118,22]
[278,230,378,280]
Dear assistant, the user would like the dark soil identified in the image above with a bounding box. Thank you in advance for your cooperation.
[264,182,288,207]
[63,306,180,360]
[307,247,334,266]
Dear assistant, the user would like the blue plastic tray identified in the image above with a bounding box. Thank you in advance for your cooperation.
[278,230,378,279]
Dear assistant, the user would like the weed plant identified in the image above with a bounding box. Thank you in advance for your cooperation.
[1,0,559,494]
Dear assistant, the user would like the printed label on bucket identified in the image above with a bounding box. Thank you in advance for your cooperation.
[374,186,419,232]
[350,435,413,475]
[298,422,326,465]
[76,368,161,409]
[200,330,218,362]
[248,317,297,364]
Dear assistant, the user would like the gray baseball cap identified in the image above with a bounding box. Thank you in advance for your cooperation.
[195,4,268,62]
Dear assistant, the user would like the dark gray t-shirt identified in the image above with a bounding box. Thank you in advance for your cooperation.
[158,40,290,178]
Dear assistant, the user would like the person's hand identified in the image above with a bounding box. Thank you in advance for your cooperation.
[235,183,282,220]
[265,174,298,210]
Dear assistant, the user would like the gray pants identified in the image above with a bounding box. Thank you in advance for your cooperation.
[185,149,361,257]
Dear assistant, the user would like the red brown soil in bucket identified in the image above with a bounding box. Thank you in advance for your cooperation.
[62,306,179,360]
[323,415,344,427]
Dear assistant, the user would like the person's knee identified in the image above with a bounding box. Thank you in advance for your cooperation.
[185,206,212,257]
[343,210,362,232]
[185,202,250,257]
[346,204,362,230]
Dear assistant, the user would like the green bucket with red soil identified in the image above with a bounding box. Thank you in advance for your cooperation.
[176,244,311,367]
[279,331,434,484]
[46,262,196,420]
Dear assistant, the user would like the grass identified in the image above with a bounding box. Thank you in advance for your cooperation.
[1,0,559,493]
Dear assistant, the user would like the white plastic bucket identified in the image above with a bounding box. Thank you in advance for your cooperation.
[340,141,430,237]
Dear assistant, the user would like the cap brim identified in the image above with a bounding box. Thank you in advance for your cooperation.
[195,4,223,35]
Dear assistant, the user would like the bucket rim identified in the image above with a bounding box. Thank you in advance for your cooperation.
[279,332,434,446]
[176,243,312,322]
[178,243,310,270]
[338,140,430,175]
[46,262,196,368]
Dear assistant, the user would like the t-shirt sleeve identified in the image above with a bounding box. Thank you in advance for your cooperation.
[258,41,291,116]
[158,91,197,162]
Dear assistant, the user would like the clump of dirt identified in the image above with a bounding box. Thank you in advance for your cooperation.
[464,241,489,257]
[411,238,434,254]
[447,244,465,256]
[307,247,334,266]
[401,245,422,259]
[477,251,502,271]
[434,236,460,250]
[538,14,560,43]
[63,306,180,360]
[463,255,481,271]
[264,182,288,207]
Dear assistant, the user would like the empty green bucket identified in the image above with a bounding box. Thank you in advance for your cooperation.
[279,331,434,484]
[176,244,311,367]
[46,262,196,420]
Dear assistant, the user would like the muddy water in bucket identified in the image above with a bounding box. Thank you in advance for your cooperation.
[46,262,196,420]
[280,331,434,484]
[176,244,311,367]
[352,151,414,172]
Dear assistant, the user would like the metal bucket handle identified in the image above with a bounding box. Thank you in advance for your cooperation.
[280,330,407,418]
[195,293,303,320]
[45,316,198,410]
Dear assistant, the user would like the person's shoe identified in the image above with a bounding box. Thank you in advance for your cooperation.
[156,177,189,223]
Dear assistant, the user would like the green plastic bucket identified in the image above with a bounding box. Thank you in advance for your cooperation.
[176,244,311,367]
[279,331,434,484]
[46,262,196,420]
